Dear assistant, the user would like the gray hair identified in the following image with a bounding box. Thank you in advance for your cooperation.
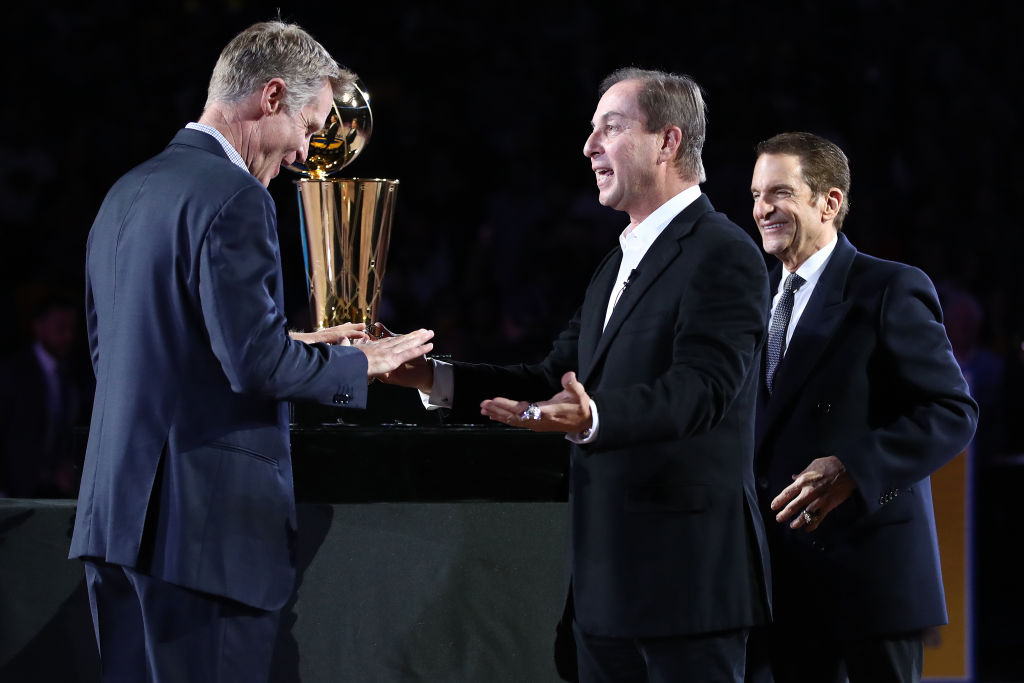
[205,20,356,113]
[600,68,707,183]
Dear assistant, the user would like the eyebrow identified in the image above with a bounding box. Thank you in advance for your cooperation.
[590,110,626,128]
[752,183,797,193]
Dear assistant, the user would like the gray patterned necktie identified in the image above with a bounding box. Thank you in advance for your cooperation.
[765,272,805,394]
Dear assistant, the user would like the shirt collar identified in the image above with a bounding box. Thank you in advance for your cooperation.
[780,232,839,293]
[185,122,249,173]
[619,185,702,251]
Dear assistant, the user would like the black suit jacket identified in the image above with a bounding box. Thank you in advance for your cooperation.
[452,194,772,638]
[755,233,978,639]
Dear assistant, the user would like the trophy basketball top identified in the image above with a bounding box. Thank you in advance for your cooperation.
[285,78,373,180]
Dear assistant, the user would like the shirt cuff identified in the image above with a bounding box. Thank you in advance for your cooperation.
[418,359,453,410]
[566,399,598,444]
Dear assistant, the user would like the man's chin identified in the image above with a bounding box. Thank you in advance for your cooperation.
[760,235,788,256]
[257,168,280,187]
[597,190,619,209]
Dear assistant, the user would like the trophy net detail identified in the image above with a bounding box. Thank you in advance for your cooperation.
[296,178,398,328]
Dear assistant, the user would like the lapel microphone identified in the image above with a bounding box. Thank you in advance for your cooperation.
[623,268,639,290]
[610,269,640,313]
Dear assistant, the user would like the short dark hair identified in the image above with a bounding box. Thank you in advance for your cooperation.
[756,132,851,230]
[600,68,707,183]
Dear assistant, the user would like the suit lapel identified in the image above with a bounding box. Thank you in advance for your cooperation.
[578,247,621,380]
[757,234,857,447]
[580,195,710,384]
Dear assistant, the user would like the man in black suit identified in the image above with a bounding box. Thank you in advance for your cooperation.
[388,68,771,682]
[747,132,978,683]
[69,21,433,683]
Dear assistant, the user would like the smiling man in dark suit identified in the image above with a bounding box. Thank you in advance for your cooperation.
[387,68,772,683]
[69,21,433,683]
[747,132,978,683]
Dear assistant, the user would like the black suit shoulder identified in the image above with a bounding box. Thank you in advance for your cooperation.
[846,249,932,290]
[841,251,945,327]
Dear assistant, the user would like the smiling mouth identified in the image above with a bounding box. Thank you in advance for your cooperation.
[760,221,787,232]
[595,168,613,184]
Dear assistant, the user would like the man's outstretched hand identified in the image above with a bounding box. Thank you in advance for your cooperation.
[480,371,593,434]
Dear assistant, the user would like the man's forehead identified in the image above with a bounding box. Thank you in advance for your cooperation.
[592,81,644,123]
[756,154,804,178]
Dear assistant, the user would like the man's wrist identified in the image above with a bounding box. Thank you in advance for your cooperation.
[421,357,436,394]
[566,399,598,444]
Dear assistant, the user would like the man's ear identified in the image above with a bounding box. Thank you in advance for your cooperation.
[658,125,682,164]
[822,188,844,221]
[260,78,287,115]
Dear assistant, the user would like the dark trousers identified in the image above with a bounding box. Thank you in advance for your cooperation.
[746,624,923,683]
[573,620,748,683]
[83,559,280,683]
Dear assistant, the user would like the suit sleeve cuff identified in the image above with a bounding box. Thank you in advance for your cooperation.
[418,359,453,410]
[566,398,599,444]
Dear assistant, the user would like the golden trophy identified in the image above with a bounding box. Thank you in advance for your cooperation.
[287,79,398,329]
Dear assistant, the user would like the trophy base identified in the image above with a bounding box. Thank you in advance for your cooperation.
[290,382,445,427]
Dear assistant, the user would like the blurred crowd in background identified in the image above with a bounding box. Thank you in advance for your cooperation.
[1,0,1022,496]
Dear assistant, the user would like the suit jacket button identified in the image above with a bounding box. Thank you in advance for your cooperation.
[757,476,769,490]
[817,401,832,414]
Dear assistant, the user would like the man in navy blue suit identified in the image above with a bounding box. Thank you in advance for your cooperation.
[69,21,433,683]
[747,132,978,683]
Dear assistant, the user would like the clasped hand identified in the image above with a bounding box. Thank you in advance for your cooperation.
[290,322,434,379]
[480,371,592,435]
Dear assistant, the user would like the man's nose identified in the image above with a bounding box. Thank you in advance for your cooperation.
[583,130,600,158]
[753,196,772,219]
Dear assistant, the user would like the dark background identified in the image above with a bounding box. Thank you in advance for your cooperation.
[3,1,1021,366]
[0,0,1021,678]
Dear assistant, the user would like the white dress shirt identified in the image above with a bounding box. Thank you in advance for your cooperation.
[771,234,839,353]
[426,186,703,444]
[185,122,248,173]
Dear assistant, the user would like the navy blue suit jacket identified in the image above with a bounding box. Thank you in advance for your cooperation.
[755,233,978,638]
[451,195,773,638]
[70,129,368,610]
